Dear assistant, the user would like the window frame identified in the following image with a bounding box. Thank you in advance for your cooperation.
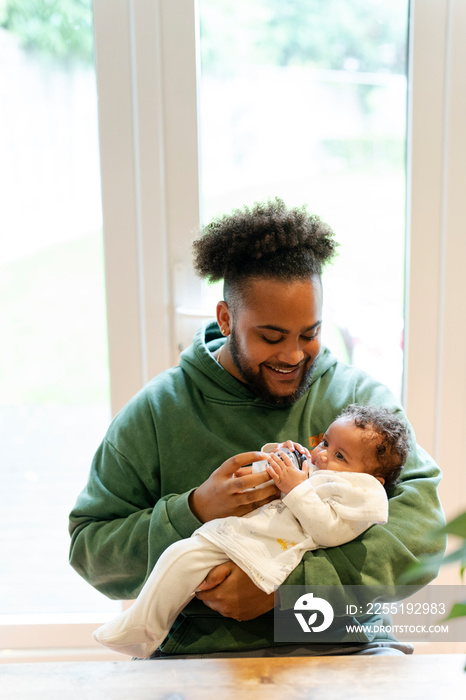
[2,0,465,660]
[404,0,466,525]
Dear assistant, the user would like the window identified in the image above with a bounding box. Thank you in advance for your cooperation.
[0,0,119,631]
[198,0,409,399]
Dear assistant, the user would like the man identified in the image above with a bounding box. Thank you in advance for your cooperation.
[69,198,445,657]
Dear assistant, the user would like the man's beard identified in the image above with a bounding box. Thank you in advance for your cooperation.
[228,327,316,407]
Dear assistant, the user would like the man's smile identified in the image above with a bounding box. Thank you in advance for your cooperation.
[263,361,306,380]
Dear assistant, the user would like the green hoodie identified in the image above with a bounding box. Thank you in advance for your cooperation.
[69,322,445,654]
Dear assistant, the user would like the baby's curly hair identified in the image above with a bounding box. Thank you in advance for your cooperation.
[340,404,411,491]
[192,198,337,305]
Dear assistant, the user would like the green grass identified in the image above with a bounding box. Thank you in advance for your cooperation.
[0,232,110,405]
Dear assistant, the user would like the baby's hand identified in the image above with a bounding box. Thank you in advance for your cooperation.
[265,451,308,495]
[277,440,312,461]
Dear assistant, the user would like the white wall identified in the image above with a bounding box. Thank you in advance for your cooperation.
[405,0,466,527]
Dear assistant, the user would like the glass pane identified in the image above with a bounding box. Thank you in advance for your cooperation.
[0,1,118,615]
[198,0,409,399]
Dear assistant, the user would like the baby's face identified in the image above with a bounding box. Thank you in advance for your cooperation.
[310,417,383,483]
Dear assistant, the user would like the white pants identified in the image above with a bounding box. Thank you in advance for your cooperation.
[93,536,230,658]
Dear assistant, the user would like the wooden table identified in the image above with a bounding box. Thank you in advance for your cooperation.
[1,654,465,699]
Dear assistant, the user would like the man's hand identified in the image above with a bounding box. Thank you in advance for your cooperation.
[195,562,275,620]
[189,451,279,523]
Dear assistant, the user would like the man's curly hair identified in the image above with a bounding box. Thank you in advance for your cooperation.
[339,404,411,491]
[192,198,337,305]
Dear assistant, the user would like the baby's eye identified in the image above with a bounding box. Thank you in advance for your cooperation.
[335,452,344,460]
[321,439,328,448]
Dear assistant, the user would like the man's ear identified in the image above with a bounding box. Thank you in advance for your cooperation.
[216,300,231,337]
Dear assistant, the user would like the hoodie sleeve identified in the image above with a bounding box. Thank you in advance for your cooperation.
[278,443,446,609]
[68,400,202,601]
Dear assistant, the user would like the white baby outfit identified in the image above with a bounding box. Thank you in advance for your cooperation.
[198,469,387,593]
[93,464,388,658]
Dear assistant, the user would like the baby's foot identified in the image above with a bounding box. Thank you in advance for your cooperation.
[93,612,162,658]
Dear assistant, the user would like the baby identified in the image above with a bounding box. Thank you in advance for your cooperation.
[93,404,410,658]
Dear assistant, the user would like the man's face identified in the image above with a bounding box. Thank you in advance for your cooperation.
[218,277,323,406]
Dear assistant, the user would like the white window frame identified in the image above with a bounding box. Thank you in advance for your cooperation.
[404,0,466,527]
[94,0,203,417]
[2,0,465,661]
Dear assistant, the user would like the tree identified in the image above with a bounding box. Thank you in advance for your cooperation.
[200,0,408,75]
[0,0,94,64]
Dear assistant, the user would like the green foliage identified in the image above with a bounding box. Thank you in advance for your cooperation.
[262,0,408,72]
[444,602,466,622]
[402,511,466,582]
[441,511,466,540]
[1,0,94,63]
[200,0,408,75]
[436,512,466,579]
[402,510,466,629]
[3,0,409,72]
